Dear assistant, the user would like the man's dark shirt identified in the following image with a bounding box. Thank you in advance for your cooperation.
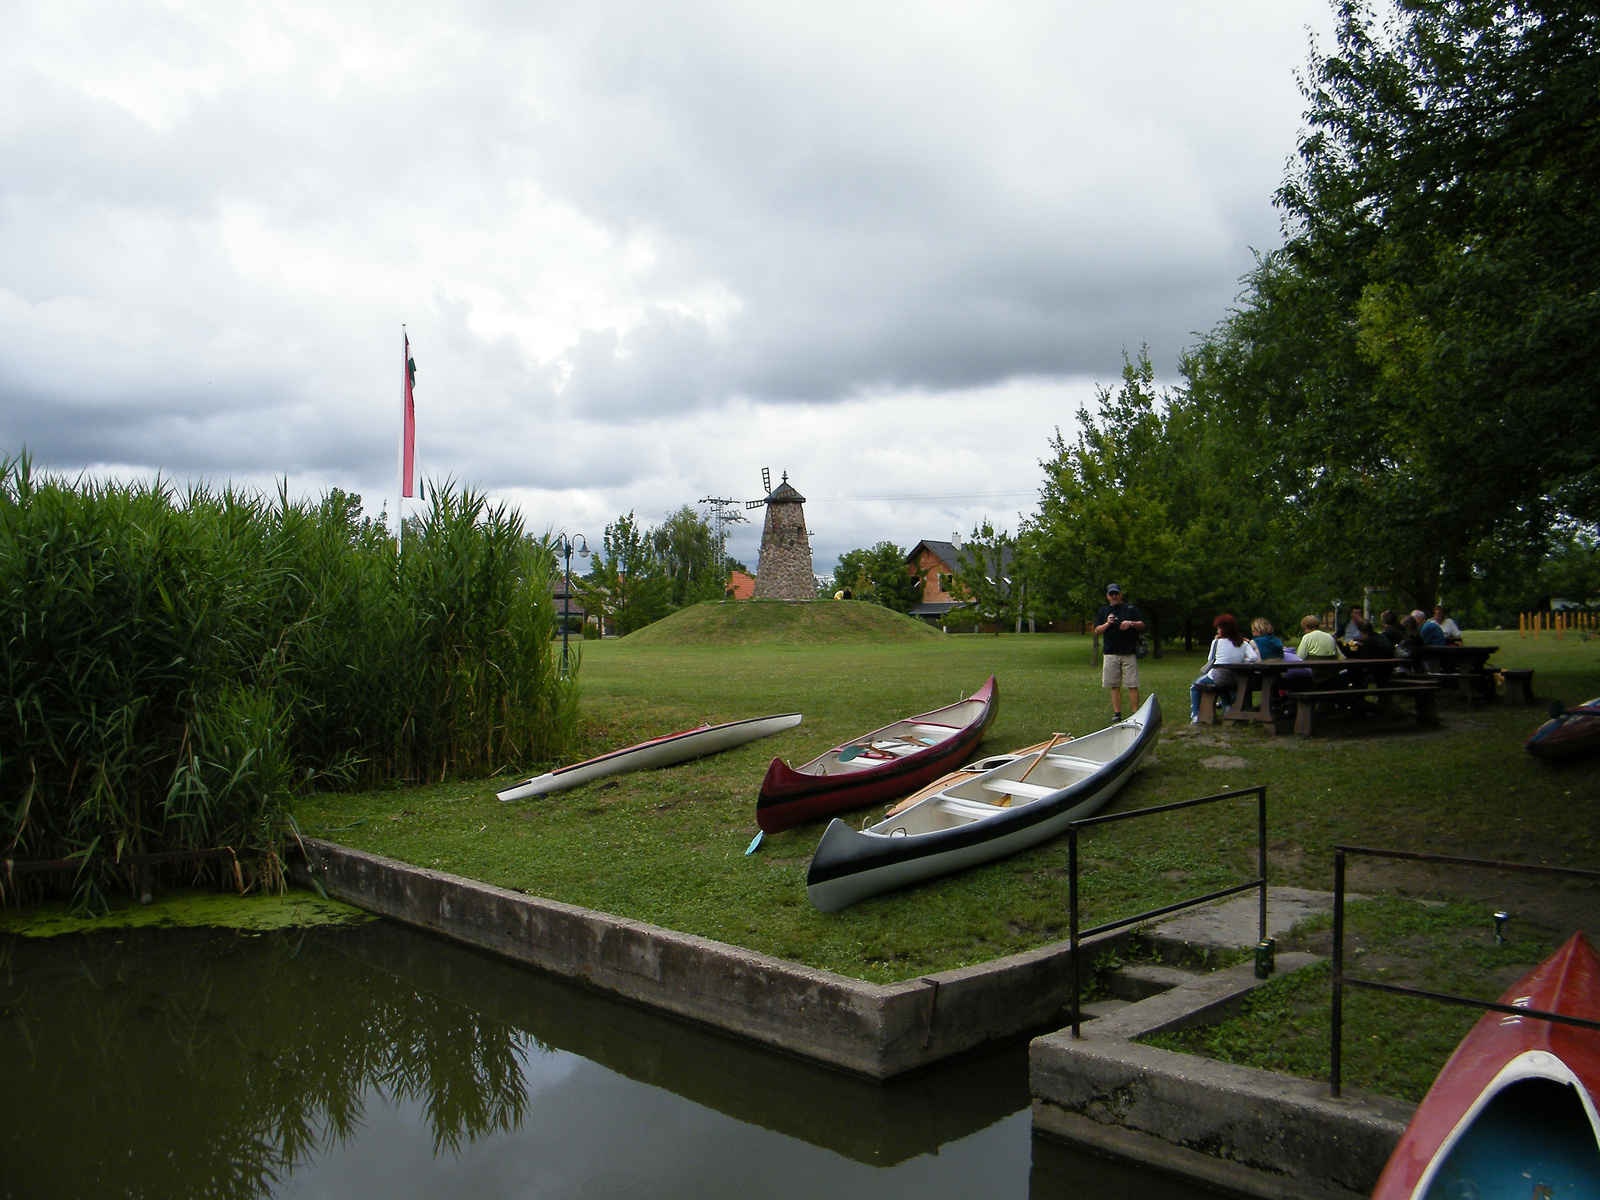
[1096,602,1143,656]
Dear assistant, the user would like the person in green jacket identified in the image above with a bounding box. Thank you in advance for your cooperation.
[1296,615,1340,660]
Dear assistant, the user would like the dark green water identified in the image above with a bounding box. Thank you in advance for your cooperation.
[0,921,1222,1199]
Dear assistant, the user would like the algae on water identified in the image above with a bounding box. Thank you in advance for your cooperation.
[0,886,370,937]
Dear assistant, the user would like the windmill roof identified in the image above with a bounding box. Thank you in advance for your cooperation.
[767,480,806,503]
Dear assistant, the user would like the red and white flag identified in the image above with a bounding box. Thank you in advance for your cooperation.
[401,331,416,498]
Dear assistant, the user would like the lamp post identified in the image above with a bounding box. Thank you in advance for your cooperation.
[557,533,589,677]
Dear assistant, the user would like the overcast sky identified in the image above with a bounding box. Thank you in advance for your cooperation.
[0,0,1333,574]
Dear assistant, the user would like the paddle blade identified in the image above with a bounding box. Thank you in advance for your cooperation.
[838,745,865,762]
[745,831,764,855]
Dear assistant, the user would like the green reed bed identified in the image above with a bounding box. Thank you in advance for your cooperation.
[0,457,577,908]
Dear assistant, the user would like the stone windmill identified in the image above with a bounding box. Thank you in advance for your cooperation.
[747,468,814,600]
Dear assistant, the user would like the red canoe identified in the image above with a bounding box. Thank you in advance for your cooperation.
[755,677,998,833]
[1370,931,1600,1200]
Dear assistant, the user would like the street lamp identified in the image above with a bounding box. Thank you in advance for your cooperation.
[556,533,589,677]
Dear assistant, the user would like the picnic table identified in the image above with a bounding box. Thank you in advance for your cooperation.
[1414,644,1499,701]
[1216,658,1434,736]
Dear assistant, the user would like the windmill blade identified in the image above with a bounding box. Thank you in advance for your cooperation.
[762,467,771,495]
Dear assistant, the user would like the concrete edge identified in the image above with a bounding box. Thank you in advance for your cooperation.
[292,837,1127,1077]
[1085,952,1321,1042]
[1030,1033,1414,1199]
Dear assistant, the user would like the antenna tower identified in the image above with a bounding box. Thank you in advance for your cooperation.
[699,496,748,580]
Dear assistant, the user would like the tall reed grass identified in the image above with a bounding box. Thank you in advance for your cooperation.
[0,456,576,907]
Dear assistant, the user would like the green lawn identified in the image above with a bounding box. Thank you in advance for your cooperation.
[1143,895,1586,1102]
[294,612,1600,995]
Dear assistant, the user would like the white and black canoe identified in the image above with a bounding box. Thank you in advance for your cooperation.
[496,713,803,802]
[805,695,1161,911]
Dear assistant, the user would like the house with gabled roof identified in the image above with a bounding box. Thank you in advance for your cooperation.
[904,535,1015,620]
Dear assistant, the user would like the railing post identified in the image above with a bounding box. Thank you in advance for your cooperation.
[1069,824,1081,1039]
[1331,847,1346,1097]
[1257,786,1269,945]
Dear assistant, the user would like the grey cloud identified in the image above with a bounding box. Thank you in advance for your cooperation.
[0,0,1330,499]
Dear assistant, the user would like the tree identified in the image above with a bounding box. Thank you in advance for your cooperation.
[1191,0,1600,607]
[651,505,722,607]
[948,521,1021,634]
[832,542,924,612]
[584,511,672,635]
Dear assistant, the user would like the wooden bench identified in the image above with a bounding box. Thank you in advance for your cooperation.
[1290,683,1440,737]
[1498,668,1536,706]
[1419,670,1498,703]
[1194,681,1230,725]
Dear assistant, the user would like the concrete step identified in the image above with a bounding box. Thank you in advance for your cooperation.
[1102,963,1200,1001]
[1134,886,1353,967]
[1080,952,1322,1042]
[1075,997,1132,1020]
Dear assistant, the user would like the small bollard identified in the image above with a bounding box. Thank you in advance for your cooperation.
[1254,938,1276,979]
[1494,911,1510,945]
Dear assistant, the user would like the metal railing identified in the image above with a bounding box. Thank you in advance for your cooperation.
[1330,845,1600,1096]
[1069,785,1268,1037]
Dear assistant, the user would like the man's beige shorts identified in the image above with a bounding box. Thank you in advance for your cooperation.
[1102,653,1139,689]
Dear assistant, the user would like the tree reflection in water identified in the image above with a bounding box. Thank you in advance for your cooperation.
[0,925,534,1199]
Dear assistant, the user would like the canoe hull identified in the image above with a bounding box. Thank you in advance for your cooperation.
[805,695,1160,911]
[1526,700,1600,761]
[496,712,803,801]
[1370,932,1600,1200]
[756,677,998,833]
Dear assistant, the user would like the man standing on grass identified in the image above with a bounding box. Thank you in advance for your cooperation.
[1093,584,1144,725]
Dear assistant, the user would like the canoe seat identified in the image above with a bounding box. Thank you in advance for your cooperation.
[1041,754,1104,773]
[980,780,1057,801]
[937,797,1008,820]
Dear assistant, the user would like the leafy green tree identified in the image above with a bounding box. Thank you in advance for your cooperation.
[1539,530,1600,608]
[651,505,722,607]
[584,512,673,635]
[1190,0,1600,608]
[833,542,924,612]
[1024,350,1309,650]
[948,521,1021,634]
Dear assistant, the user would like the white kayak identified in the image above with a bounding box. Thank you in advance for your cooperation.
[496,712,803,801]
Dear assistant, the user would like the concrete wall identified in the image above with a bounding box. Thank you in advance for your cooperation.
[293,837,1123,1078]
[1032,1035,1414,1200]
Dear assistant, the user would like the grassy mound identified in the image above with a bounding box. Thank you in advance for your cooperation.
[620,599,945,646]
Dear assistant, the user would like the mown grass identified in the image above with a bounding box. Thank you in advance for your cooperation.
[1142,893,1599,1102]
[297,617,1600,999]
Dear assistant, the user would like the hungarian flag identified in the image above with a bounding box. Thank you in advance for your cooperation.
[401,332,416,498]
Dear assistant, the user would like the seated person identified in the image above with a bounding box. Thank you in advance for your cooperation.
[1190,613,1260,723]
[1395,613,1425,664]
[1250,617,1284,659]
[1432,605,1463,645]
[1296,615,1340,661]
[1419,610,1448,646]
[1380,609,1406,645]
[1282,641,1311,680]
[1347,617,1394,681]
[1351,618,1392,658]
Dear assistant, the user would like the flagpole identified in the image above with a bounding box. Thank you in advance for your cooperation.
[399,325,408,552]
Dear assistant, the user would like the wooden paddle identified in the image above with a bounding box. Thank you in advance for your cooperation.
[1017,733,1071,784]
